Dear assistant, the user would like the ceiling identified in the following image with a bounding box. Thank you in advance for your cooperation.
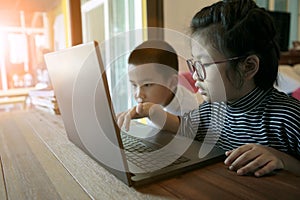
[0,0,61,12]
[0,0,61,27]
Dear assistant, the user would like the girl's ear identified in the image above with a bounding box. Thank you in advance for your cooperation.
[241,55,259,80]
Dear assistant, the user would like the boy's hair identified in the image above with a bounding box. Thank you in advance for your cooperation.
[128,40,179,74]
[190,0,280,90]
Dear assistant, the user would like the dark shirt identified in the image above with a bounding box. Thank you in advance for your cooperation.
[178,87,300,158]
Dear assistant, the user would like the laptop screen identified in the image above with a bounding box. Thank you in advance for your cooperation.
[45,41,132,185]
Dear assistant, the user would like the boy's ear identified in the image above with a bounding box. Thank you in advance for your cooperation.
[240,55,259,80]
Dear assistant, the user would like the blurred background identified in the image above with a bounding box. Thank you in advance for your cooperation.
[0,0,298,112]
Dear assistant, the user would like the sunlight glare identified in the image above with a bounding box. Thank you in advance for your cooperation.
[0,28,4,59]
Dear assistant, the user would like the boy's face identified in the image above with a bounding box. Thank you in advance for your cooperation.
[128,63,175,106]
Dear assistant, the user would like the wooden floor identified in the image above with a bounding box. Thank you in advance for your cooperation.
[0,110,299,199]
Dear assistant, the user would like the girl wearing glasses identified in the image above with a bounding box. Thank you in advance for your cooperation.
[117,0,300,177]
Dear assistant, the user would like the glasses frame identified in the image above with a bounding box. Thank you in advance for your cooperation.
[186,56,244,81]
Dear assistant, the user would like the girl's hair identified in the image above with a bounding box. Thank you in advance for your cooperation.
[190,0,280,90]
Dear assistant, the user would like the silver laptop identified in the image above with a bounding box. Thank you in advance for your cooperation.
[44,41,225,186]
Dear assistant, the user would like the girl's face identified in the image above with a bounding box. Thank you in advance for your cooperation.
[128,63,175,106]
[191,35,242,103]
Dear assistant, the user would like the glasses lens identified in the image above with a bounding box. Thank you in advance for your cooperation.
[187,60,195,73]
[194,62,205,80]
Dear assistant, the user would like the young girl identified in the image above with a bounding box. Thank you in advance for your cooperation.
[117,0,300,177]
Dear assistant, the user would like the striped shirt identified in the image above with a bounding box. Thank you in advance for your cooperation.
[178,87,300,158]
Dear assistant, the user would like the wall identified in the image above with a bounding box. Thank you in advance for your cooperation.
[163,0,300,70]
[164,0,218,36]
[163,0,218,72]
[46,1,64,51]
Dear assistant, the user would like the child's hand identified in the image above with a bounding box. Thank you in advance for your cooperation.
[116,102,155,131]
[224,144,284,177]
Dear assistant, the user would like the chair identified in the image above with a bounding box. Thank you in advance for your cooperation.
[178,72,198,93]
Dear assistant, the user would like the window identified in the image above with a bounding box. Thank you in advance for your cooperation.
[255,0,299,49]
[81,0,145,113]
[0,9,53,90]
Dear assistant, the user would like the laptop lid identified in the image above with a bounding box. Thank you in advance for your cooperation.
[44,41,133,185]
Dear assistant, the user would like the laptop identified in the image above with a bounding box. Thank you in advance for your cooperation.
[44,41,225,187]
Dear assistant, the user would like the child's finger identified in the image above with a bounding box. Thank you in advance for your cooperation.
[225,150,233,156]
[136,103,143,114]
[123,112,132,131]
[117,112,125,128]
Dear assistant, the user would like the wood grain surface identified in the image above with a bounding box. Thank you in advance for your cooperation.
[0,110,299,200]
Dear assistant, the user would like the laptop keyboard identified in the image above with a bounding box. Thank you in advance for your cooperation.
[121,132,190,172]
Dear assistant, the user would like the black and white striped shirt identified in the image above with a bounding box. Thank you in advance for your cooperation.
[179,87,300,158]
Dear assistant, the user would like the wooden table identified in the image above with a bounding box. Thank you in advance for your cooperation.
[0,110,299,200]
[0,87,35,109]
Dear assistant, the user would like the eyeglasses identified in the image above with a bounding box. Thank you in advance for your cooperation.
[186,56,244,81]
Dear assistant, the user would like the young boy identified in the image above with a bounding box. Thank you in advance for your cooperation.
[123,40,198,118]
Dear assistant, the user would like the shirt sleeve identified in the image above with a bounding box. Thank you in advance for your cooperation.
[177,104,209,140]
[177,102,222,142]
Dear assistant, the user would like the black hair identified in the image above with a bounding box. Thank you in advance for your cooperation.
[128,40,179,73]
[190,0,280,90]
